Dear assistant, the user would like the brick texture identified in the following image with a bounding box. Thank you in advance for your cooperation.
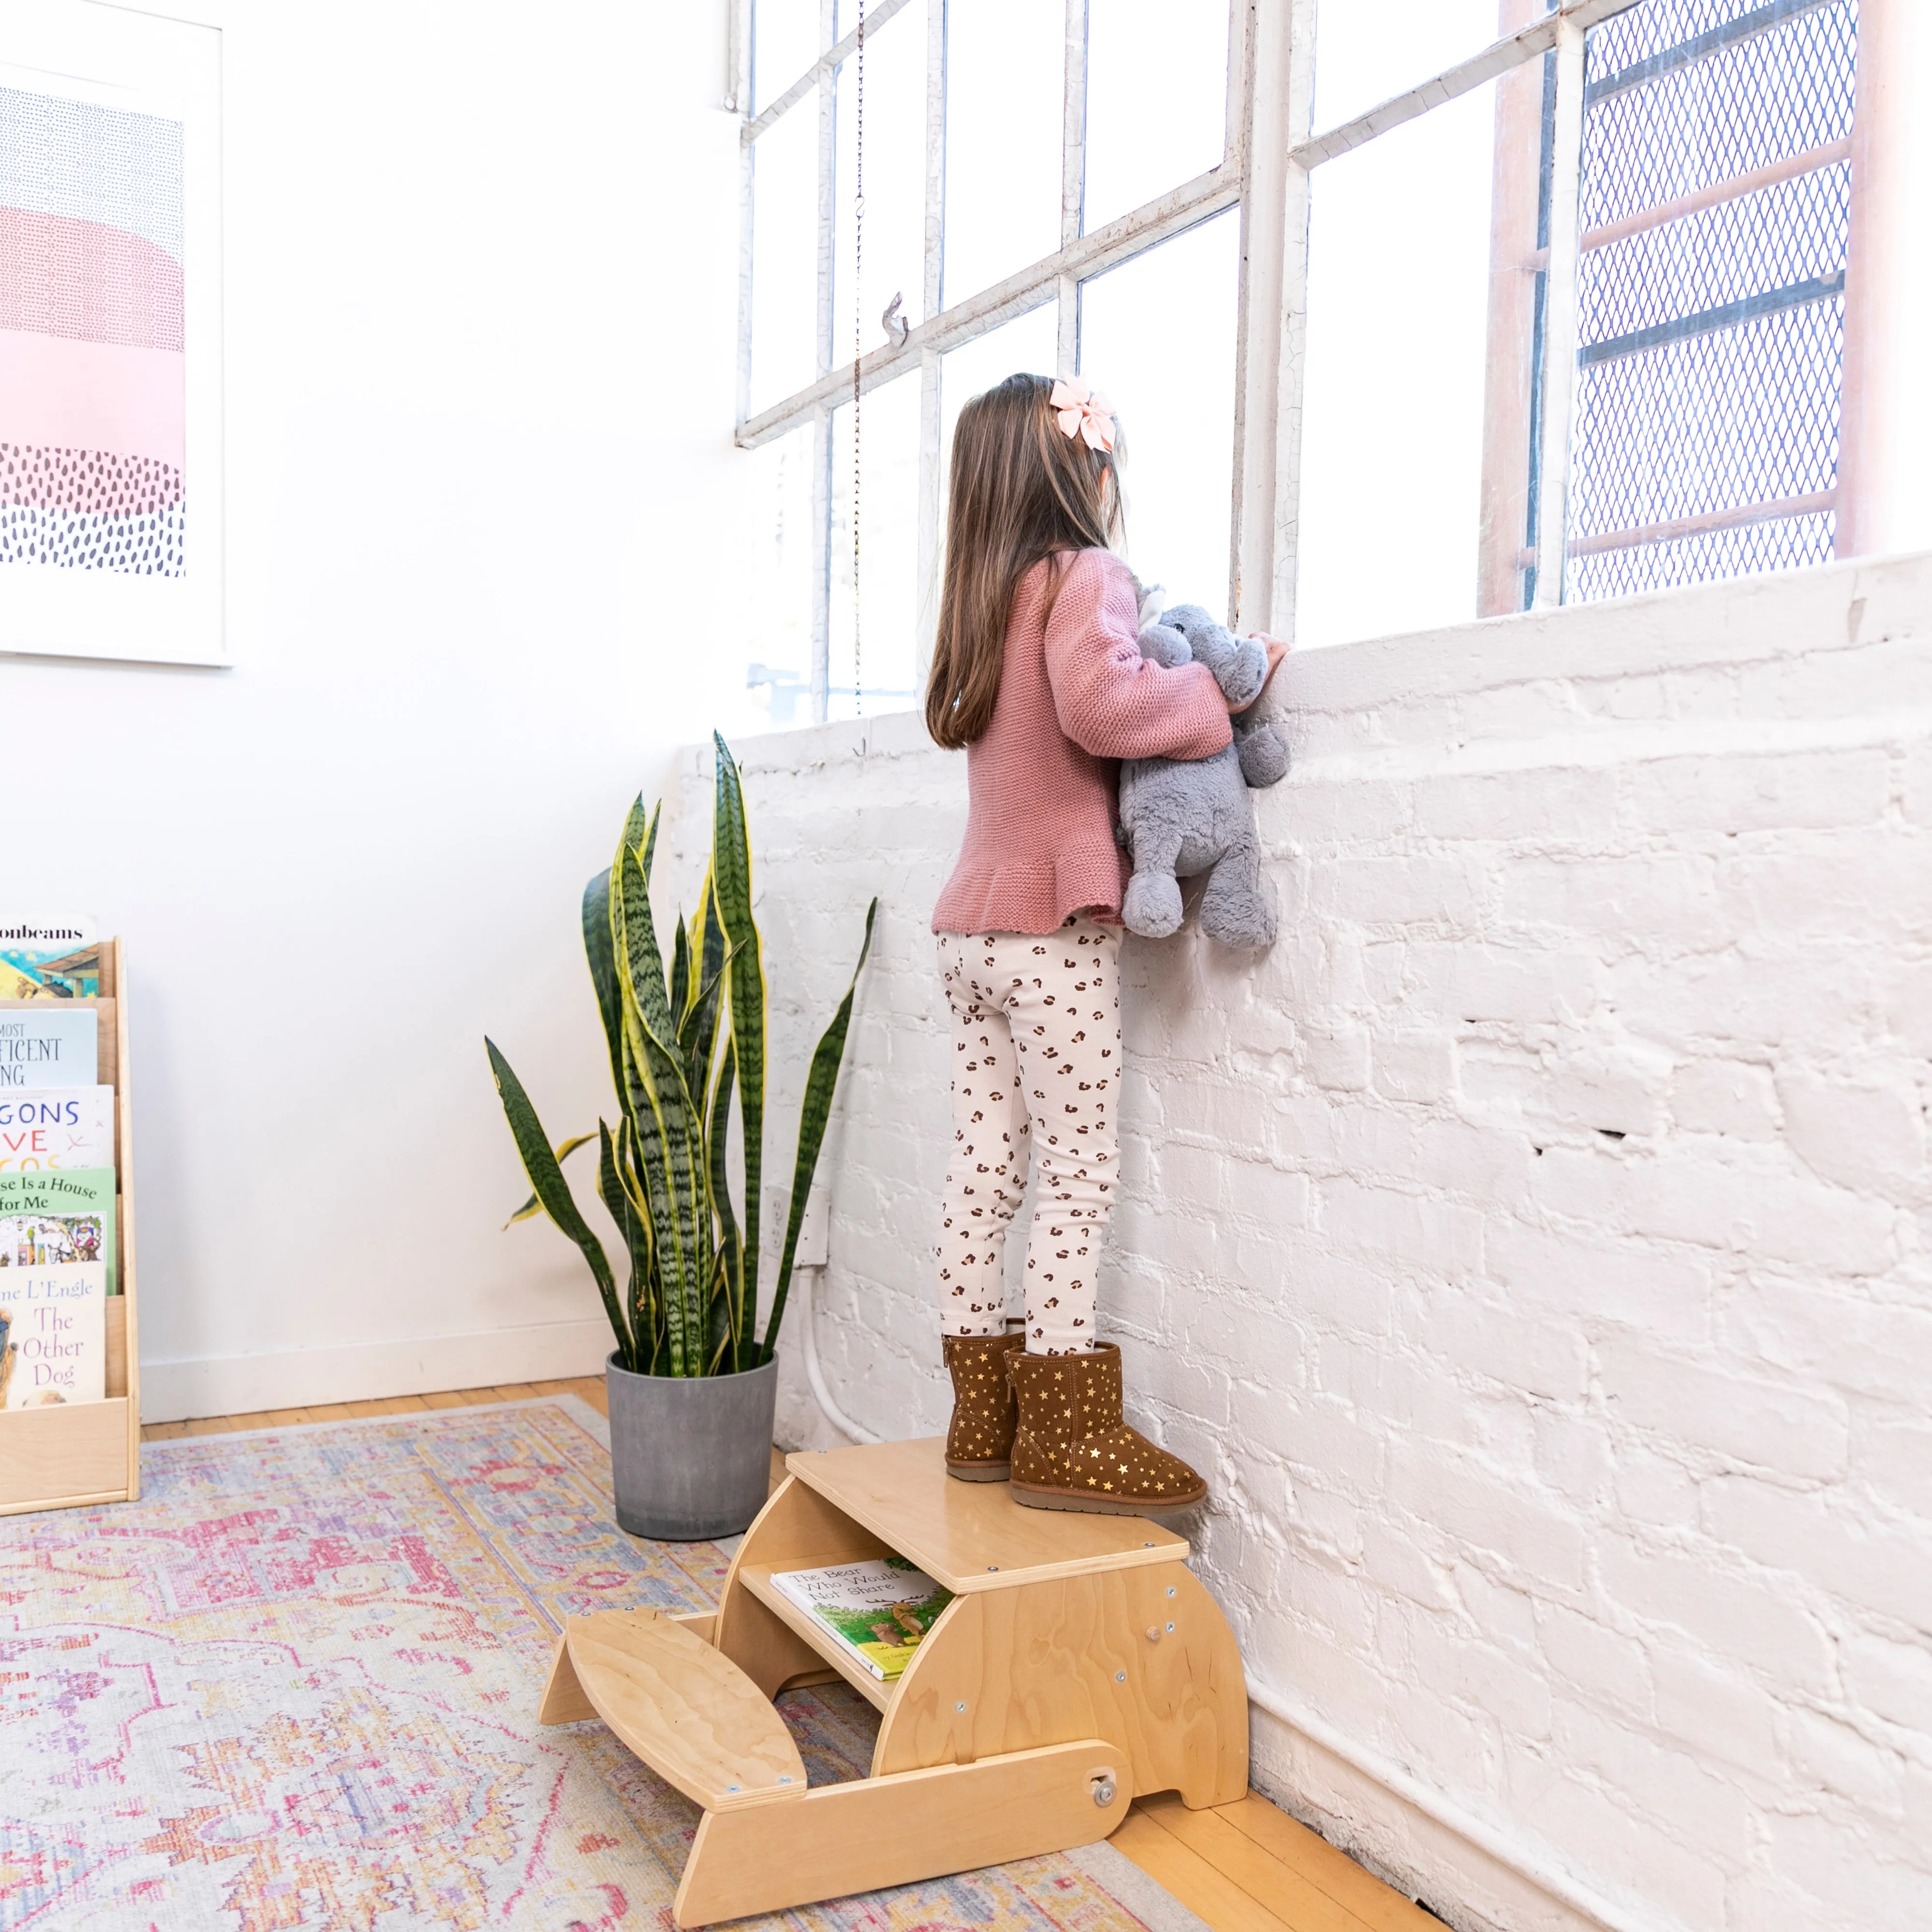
[662,554,1932,1932]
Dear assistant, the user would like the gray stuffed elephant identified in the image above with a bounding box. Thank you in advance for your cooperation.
[1117,602,1289,948]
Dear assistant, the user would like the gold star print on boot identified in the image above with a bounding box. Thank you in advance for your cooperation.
[942,1330,1025,1480]
[1005,1343,1208,1514]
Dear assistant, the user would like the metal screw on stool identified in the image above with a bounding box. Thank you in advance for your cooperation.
[1115,1669,1127,1682]
[955,1701,967,1713]
[1091,1773,1118,1808]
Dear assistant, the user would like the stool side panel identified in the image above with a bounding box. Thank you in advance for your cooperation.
[871,1564,1247,1805]
[673,1739,1135,1927]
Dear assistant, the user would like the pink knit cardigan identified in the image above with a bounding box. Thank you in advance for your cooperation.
[932,548,1232,936]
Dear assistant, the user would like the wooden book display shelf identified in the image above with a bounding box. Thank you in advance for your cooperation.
[0,938,141,1518]
[541,1435,1247,1926]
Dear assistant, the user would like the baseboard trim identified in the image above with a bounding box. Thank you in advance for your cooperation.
[140,1319,614,1423]
[1246,1678,1656,1932]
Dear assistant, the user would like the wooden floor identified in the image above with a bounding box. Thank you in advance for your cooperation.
[142,1380,1434,1932]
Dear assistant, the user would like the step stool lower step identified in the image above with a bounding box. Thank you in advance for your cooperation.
[543,1608,807,1811]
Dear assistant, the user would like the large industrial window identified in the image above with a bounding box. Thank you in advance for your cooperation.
[739,0,1892,703]
[733,0,1251,725]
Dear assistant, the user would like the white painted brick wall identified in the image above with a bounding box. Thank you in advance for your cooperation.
[660,553,1932,1932]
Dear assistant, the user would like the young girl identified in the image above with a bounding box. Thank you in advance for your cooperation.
[924,373,1284,1516]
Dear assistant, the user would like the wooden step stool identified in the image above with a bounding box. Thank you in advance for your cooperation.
[540,1435,1248,1926]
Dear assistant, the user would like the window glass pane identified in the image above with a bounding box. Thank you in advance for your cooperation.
[944,0,1062,307]
[938,303,1062,585]
[750,96,821,413]
[1563,0,1855,601]
[1079,212,1239,615]
[1311,0,1504,135]
[740,425,820,730]
[830,370,923,719]
[835,1,929,360]
[1083,0,1228,233]
[1294,77,1500,647]
[754,0,821,115]
[939,303,1062,457]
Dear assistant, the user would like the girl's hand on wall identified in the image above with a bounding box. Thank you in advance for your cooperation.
[1226,635,1290,713]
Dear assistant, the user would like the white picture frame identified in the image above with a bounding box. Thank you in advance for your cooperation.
[0,0,224,667]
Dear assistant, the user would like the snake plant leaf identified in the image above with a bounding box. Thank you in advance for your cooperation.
[486,1039,629,1366]
[619,998,710,1376]
[614,840,712,1374]
[616,1114,667,1373]
[710,733,767,1368]
[708,1037,742,1361]
[669,912,691,1023]
[504,1132,598,1228]
[582,867,625,1104]
[693,873,728,1075]
[595,1120,649,1371]
[759,897,878,1364]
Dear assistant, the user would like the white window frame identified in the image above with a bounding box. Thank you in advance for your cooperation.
[730,0,1263,725]
[734,0,1894,720]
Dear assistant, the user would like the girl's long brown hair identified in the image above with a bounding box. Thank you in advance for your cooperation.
[924,373,1124,749]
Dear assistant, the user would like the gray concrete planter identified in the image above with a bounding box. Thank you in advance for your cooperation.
[605,1350,780,1541]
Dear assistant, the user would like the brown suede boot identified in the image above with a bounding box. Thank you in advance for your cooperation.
[1006,1344,1208,1514]
[942,1331,1025,1480]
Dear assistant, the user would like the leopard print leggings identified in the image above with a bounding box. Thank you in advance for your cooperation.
[935,918,1121,1354]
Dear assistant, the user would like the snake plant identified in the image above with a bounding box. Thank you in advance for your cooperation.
[487,733,877,1375]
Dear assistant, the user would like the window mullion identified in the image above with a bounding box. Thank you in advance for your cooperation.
[1531,11,1586,609]
[1267,0,1319,638]
[916,0,948,679]
[1227,0,1275,629]
[1057,0,1088,372]
[813,0,838,723]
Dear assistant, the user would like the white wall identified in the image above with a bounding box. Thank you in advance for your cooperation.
[1,0,752,1420]
[662,553,1932,1932]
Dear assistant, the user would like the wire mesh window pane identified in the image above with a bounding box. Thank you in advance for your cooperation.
[1562,0,1858,602]
[830,371,923,720]
[1297,78,1501,647]
[836,3,928,348]
[750,98,822,412]
[943,0,1062,306]
[1310,0,1501,136]
[1080,211,1239,616]
[1083,0,1228,233]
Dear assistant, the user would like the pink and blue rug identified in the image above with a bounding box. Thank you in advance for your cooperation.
[0,1397,1201,1931]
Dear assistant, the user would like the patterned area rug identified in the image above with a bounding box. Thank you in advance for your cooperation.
[0,1397,1202,1931]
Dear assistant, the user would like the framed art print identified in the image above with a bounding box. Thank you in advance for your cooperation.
[0,0,224,665]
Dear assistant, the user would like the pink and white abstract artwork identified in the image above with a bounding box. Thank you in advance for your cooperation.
[0,85,186,576]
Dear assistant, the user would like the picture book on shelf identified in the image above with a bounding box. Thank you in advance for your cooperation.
[0,1087,114,1171]
[0,918,99,1001]
[0,1008,98,1088]
[0,1263,106,1408]
[770,1556,954,1680]
[0,1167,117,1294]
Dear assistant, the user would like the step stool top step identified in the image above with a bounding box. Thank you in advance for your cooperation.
[566,1609,807,1811]
[785,1436,1188,1592]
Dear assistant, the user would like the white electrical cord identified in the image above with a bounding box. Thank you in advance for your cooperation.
[796,1262,880,1444]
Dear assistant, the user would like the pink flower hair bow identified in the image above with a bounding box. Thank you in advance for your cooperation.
[1051,376,1115,453]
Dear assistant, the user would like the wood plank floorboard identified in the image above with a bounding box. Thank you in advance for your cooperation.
[138,1382,1411,1929]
